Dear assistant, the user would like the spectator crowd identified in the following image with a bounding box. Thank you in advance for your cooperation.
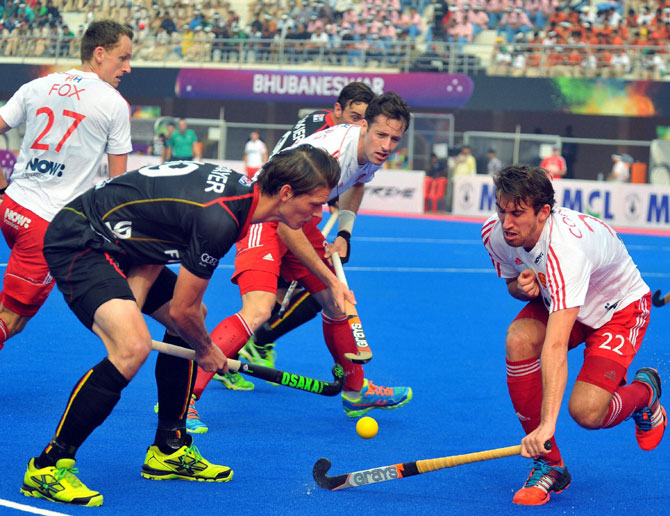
[1,0,669,78]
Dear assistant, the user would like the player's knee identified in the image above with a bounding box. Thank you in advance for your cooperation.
[568,397,607,429]
[505,321,542,360]
[240,292,276,330]
[110,336,151,375]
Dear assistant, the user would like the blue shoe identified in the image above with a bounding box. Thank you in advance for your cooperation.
[512,459,571,505]
[186,395,208,434]
[632,367,667,451]
[341,379,412,418]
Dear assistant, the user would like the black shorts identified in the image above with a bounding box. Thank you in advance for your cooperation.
[44,200,177,330]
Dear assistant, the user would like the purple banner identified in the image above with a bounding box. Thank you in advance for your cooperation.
[176,69,473,108]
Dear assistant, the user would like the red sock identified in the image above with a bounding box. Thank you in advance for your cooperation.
[506,358,562,464]
[322,313,364,391]
[193,313,252,399]
[0,318,8,351]
[601,381,650,428]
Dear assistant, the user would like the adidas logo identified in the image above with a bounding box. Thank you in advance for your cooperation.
[262,253,274,261]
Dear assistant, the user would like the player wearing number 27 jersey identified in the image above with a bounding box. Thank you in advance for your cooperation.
[0,20,133,352]
[482,165,665,506]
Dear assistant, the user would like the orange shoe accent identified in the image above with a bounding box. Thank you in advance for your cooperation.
[512,460,571,506]
[636,405,667,451]
[512,486,553,506]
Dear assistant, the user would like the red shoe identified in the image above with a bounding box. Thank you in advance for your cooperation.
[632,367,667,451]
[512,459,571,506]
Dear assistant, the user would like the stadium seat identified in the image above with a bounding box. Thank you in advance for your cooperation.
[425,176,447,212]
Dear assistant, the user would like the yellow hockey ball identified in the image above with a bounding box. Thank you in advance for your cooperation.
[356,416,378,439]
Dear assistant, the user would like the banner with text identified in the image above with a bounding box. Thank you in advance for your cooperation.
[453,175,670,230]
[175,70,473,108]
[360,169,425,214]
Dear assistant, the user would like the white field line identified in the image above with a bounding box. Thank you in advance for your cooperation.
[0,499,73,516]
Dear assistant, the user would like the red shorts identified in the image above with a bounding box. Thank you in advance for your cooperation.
[232,216,332,296]
[515,293,651,393]
[0,195,55,316]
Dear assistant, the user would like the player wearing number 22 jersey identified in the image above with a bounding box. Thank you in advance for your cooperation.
[482,165,665,506]
[0,20,133,352]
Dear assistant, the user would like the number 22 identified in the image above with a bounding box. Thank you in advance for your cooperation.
[598,332,625,355]
[30,107,86,152]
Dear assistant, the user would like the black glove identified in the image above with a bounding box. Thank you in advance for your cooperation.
[337,230,351,264]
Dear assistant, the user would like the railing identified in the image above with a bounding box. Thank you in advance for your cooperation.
[2,33,670,80]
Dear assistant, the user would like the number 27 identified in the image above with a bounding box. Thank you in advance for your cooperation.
[30,107,86,152]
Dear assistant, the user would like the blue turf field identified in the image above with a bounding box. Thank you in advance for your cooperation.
[0,213,668,516]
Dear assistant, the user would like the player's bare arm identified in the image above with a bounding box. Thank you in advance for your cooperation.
[325,183,365,260]
[170,266,226,373]
[107,153,128,178]
[521,307,578,458]
[277,222,354,313]
[0,114,10,134]
[506,269,540,301]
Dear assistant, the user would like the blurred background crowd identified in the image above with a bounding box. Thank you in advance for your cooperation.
[1,0,669,78]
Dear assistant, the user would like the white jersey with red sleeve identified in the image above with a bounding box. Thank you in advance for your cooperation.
[481,207,650,329]
[288,124,380,201]
[0,69,132,221]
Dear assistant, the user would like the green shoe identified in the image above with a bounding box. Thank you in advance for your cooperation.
[21,458,103,507]
[141,435,233,482]
[213,371,255,391]
[239,336,277,369]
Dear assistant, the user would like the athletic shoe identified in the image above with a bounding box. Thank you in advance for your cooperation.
[239,337,278,385]
[21,458,103,507]
[239,336,277,369]
[186,395,208,434]
[512,459,571,506]
[141,435,233,482]
[213,371,255,391]
[632,367,667,451]
[341,379,413,418]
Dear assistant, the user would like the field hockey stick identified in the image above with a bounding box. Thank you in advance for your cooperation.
[313,441,551,490]
[320,207,339,237]
[331,252,373,364]
[276,208,340,318]
[652,289,670,307]
[151,340,344,396]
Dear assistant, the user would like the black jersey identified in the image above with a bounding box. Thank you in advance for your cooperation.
[271,109,335,156]
[80,161,258,279]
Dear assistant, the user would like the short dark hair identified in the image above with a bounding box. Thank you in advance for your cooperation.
[493,165,555,213]
[336,82,375,110]
[256,144,340,197]
[80,20,133,62]
[364,92,410,133]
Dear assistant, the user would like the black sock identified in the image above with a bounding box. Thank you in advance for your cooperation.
[154,331,196,448]
[253,289,322,347]
[36,357,128,467]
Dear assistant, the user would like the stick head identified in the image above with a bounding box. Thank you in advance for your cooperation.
[652,289,667,307]
[344,351,373,364]
[312,458,338,490]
